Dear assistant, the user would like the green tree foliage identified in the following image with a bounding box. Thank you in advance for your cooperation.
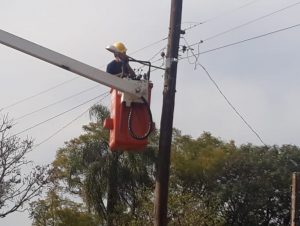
[35,104,157,225]
[31,104,300,225]
[30,190,100,226]
[216,145,292,226]
[169,131,232,225]
[170,132,300,226]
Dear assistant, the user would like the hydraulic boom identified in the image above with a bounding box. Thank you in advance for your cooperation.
[0,29,149,99]
[0,28,153,151]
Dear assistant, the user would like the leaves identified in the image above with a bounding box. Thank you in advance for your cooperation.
[171,138,298,226]
[37,104,157,225]
[30,190,101,226]
[30,104,300,225]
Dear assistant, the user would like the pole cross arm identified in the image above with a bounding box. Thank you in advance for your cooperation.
[0,29,148,98]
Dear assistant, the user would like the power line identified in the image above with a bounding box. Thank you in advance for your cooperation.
[148,47,166,62]
[128,0,261,64]
[148,57,166,73]
[0,1,261,112]
[129,0,262,55]
[0,77,78,111]
[33,94,109,149]
[1,40,165,111]
[136,0,267,66]
[129,38,168,55]
[15,84,99,120]
[199,63,267,146]
[0,0,264,115]
[2,39,166,112]
[0,0,262,113]
[182,37,267,146]
[181,23,300,59]
[11,92,109,137]
[136,46,166,72]
[199,1,300,42]
[183,0,262,32]
[130,1,261,57]
[33,108,90,149]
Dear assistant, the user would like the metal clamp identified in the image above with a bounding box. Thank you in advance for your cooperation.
[165,57,178,69]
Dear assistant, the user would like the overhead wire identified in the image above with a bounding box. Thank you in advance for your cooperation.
[128,0,263,68]
[0,0,272,145]
[33,94,109,149]
[198,63,267,146]
[183,0,262,32]
[180,22,300,59]
[32,108,90,149]
[181,37,267,146]
[1,0,276,155]
[136,0,265,71]
[0,77,78,111]
[1,0,264,112]
[2,39,167,111]
[129,38,168,55]
[129,0,262,55]
[11,91,110,137]
[147,46,167,62]
[0,0,263,111]
[15,84,100,120]
[136,46,166,72]
[177,2,300,146]
[189,0,300,44]
[139,0,263,68]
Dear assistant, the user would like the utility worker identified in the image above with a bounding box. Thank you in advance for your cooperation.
[106,42,136,78]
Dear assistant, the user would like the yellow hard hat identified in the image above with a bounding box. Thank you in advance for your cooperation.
[113,42,127,53]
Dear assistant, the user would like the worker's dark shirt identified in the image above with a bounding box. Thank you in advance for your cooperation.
[106,60,122,75]
[106,60,129,75]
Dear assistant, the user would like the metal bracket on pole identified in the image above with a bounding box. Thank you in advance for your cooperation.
[165,57,178,69]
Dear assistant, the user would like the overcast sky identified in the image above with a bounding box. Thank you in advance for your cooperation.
[1,0,300,225]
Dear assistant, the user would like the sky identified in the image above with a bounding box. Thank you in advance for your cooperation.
[1,0,300,225]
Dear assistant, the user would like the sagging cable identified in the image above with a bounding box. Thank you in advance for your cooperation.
[128,96,153,140]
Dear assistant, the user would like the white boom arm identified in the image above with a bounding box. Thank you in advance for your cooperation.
[0,29,148,98]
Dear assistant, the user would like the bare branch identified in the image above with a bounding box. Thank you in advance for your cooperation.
[0,115,48,218]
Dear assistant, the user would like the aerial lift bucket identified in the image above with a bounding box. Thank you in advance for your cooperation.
[0,29,154,152]
[103,83,153,151]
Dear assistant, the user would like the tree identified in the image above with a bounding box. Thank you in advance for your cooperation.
[0,114,48,218]
[30,189,100,226]
[169,131,233,225]
[46,104,157,225]
[33,106,300,225]
[170,132,299,226]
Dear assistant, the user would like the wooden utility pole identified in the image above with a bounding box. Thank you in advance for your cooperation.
[291,172,300,226]
[107,152,120,226]
[154,0,183,225]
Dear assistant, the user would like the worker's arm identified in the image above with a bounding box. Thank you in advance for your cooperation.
[117,52,137,79]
